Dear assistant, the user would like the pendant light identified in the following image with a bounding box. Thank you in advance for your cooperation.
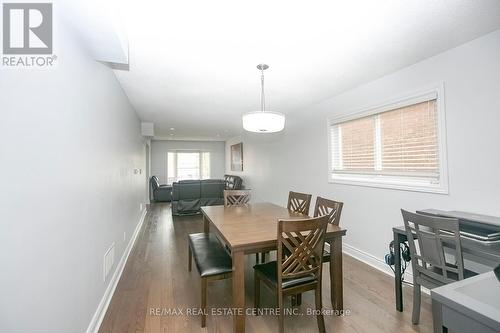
[242,64,285,133]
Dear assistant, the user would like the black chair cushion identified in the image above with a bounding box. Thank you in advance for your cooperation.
[189,233,232,278]
[253,261,316,289]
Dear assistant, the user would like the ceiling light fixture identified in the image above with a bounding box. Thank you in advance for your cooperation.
[242,64,285,133]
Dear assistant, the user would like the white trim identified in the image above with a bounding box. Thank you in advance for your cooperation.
[327,82,449,194]
[342,242,399,279]
[342,243,430,295]
[328,88,439,125]
[85,207,148,333]
[331,175,449,194]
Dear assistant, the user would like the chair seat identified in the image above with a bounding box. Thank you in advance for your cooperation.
[253,261,316,289]
[188,233,232,277]
[419,264,478,289]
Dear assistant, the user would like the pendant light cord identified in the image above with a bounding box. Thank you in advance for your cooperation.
[260,67,265,112]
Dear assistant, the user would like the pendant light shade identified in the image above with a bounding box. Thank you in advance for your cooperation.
[242,111,285,133]
[242,64,285,133]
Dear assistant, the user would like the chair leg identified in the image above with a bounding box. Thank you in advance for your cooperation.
[412,282,422,325]
[254,272,260,314]
[278,291,284,333]
[255,253,260,264]
[188,245,192,272]
[201,278,207,327]
[315,285,326,333]
[290,293,301,306]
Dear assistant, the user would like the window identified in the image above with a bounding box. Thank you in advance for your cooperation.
[167,151,211,184]
[328,88,448,193]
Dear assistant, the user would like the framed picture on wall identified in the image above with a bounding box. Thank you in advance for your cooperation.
[230,143,243,171]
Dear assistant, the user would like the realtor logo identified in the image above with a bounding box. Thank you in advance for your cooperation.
[1,2,56,67]
[3,3,52,54]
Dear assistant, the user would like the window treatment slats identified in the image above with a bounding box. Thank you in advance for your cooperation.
[331,99,439,180]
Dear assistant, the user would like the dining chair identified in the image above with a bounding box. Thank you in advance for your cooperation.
[294,196,344,305]
[260,191,313,264]
[223,189,258,262]
[287,191,312,215]
[223,189,251,207]
[401,209,477,325]
[260,191,313,265]
[314,196,343,260]
[188,233,232,327]
[253,215,329,333]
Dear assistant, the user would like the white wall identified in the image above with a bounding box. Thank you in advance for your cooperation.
[151,140,225,183]
[226,29,500,271]
[0,21,145,333]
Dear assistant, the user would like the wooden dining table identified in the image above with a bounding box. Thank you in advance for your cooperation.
[201,202,347,333]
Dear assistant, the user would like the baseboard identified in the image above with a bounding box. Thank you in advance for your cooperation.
[85,207,148,333]
[342,242,415,284]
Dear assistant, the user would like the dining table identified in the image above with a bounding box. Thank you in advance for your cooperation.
[201,202,347,333]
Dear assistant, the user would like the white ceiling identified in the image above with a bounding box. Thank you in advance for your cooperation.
[107,0,500,140]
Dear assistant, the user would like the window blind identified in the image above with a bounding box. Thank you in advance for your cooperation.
[380,100,438,177]
[167,151,211,184]
[330,98,439,181]
[331,116,375,171]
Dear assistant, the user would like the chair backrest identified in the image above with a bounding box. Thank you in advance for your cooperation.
[224,175,243,190]
[313,197,343,226]
[287,191,312,215]
[150,176,160,191]
[277,215,329,286]
[223,190,251,207]
[401,209,465,286]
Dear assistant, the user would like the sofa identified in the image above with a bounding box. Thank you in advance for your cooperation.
[150,176,173,202]
[224,174,243,190]
[171,179,225,215]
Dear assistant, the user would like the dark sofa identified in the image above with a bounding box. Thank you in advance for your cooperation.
[150,176,173,202]
[224,174,243,190]
[171,175,244,215]
[171,179,225,215]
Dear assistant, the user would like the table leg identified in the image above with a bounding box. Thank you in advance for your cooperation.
[432,299,447,333]
[203,215,209,233]
[329,236,343,311]
[394,231,405,312]
[232,249,245,332]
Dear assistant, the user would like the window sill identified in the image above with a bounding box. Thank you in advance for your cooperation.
[329,175,449,194]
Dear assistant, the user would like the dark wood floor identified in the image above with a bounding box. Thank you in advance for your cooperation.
[99,203,433,333]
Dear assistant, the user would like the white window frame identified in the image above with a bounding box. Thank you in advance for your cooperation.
[327,83,449,194]
[166,149,211,184]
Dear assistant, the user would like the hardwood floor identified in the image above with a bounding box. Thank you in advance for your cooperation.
[99,203,433,333]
